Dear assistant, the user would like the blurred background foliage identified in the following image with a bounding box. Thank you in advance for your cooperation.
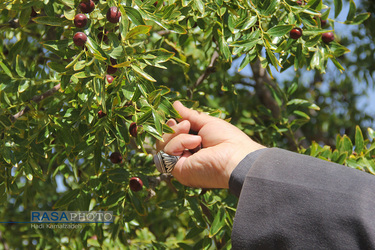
[0,0,374,248]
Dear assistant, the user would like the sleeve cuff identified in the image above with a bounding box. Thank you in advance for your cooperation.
[229,148,269,197]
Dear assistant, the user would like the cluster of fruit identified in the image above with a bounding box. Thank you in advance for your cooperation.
[289,1,335,44]
[72,1,142,191]
[109,151,144,192]
[72,1,120,83]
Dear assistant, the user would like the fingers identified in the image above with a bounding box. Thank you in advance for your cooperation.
[173,101,218,131]
[156,119,191,151]
[164,134,202,156]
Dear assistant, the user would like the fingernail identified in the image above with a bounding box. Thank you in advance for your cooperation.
[166,119,177,126]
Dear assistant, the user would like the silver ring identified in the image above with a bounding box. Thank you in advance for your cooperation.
[153,151,180,173]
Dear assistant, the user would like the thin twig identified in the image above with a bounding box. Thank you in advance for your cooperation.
[11,83,61,121]
[194,50,220,88]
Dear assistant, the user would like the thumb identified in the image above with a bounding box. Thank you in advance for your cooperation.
[173,101,217,131]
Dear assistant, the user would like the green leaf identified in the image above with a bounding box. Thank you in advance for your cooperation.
[368,128,375,140]
[231,39,261,49]
[337,152,348,165]
[125,25,152,40]
[162,124,175,134]
[261,0,278,16]
[169,23,187,34]
[146,49,175,64]
[306,0,322,11]
[48,61,68,72]
[32,16,70,26]
[24,163,34,181]
[218,30,231,61]
[105,191,126,207]
[330,42,350,57]
[131,65,156,82]
[19,7,32,27]
[186,227,205,240]
[186,197,206,227]
[0,61,13,78]
[116,118,130,144]
[53,189,80,208]
[349,13,371,25]
[94,137,102,174]
[152,110,163,135]
[86,37,108,62]
[18,80,30,93]
[29,158,44,180]
[305,35,321,48]
[159,98,181,118]
[65,50,85,69]
[60,0,75,8]
[16,55,26,77]
[138,106,153,124]
[108,169,130,184]
[334,0,343,18]
[2,147,14,164]
[182,0,193,7]
[287,82,298,96]
[194,0,205,14]
[330,57,345,73]
[267,25,294,37]
[303,28,332,36]
[73,60,86,71]
[266,48,280,69]
[347,0,356,21]
[355,125,364,154]
[240,16,258,31]
[123,6,145,25]
[238,53,251,72]
[339,135,353,155]
[143,124,163,140]
[129,191,147,216]
[310,50,322,71]
[293,110,310,119]
[64,9,75,20]
[42,40,74,58]
[209,206,227,237]
[359,157,375,175]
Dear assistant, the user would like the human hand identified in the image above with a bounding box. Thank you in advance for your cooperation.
[156,101,266,189]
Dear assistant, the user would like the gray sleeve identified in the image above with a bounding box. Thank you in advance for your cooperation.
[231,148,375,249]
[229,148,269,197]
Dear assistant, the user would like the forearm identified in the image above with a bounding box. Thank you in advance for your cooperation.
[230,148,375,249]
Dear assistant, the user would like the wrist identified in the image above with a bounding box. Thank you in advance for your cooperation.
[228,148,269,196]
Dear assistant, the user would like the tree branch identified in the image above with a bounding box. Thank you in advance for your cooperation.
[194,50,219,88]
[11,83,61,121]
[249,60,310,150]
[250,60,281,119]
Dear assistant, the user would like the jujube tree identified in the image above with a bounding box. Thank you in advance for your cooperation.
[0,0,373,248]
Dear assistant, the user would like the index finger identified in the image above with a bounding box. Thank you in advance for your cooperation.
[173,101,218,131]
